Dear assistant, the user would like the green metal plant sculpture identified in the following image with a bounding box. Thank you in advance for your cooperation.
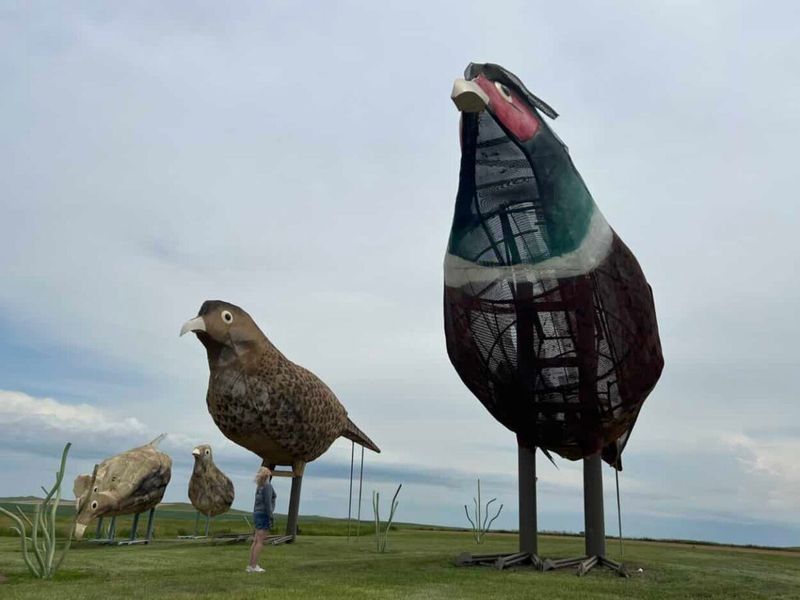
[372,484,401,553]
[463,478,503,544]
[0,443,73,579]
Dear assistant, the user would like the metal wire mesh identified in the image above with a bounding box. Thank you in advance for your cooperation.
[444,69,663,468]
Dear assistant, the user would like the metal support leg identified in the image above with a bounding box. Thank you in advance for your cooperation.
[266,464,305,546]
[572,453,628,577]
[347,441,354,541]
[145,507,156,541]
[178,511,204,540]
[130,512,140,542]
[205,514,211,537]
[540,453,628,576]
[356,445,364,538]
[518,445,538,556]
[117,510,152,546]
[493,443,541,569]
[285,474,303,539]
[108,516,117,540]
[457,443,542,570]
[95,517,104,539]
[583,453,605,557]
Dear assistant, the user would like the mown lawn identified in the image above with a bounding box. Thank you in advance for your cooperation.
[1,527,798,599]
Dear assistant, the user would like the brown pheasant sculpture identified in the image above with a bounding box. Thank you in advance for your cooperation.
[181,300,379,540]
[189,444,235,518]
[180,300,380,474]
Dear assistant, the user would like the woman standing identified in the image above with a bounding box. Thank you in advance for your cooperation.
[247,466,276,573]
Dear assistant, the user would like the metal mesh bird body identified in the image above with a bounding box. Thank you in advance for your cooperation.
[188,445,235,517]
[444,64,663,468]
[73,435,172,537]
[207,350,350,464]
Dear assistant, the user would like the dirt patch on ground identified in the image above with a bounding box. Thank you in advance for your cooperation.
[0,573,7,584]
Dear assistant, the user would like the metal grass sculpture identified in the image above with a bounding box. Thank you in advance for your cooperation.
[372,484,401,553]
[463,478,503,544]
[0,443,73,579]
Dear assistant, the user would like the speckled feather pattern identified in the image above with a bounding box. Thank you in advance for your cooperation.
[207,345,350,464]
[188,453,235,517]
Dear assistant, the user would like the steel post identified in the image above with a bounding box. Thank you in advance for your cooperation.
[583,452,605,557]
[286,474,303,538]
[518,444,538,555]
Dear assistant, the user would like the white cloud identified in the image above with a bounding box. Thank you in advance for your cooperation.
[726,433,800,515]
[0,389,147,437]
[0,389,221,462]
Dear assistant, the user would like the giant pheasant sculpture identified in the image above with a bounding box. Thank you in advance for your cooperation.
[445,63,663,572]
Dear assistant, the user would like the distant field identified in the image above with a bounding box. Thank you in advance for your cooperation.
[1,500,799,599]
[0,500,395,539]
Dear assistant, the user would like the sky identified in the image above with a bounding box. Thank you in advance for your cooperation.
[1,1,799,547]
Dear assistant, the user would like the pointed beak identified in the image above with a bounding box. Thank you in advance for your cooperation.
[74,523,87,540]
[180,316,206,337]
[192,448,201,457]
[451,78,489,113]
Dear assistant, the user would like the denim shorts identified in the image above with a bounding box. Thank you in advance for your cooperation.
[253,512,271,531]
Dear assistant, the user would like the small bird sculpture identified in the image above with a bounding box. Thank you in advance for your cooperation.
[73,434,172,539]
[181,300,379,538]
[188,444,235,536]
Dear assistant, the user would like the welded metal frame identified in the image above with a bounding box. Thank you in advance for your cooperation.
[89,507,157,546]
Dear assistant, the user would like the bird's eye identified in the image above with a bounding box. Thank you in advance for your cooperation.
[93,487,98,492]
[495,82,513,103]
[205,449,210,455]
[221,310,234,324]
[91,501,98,510]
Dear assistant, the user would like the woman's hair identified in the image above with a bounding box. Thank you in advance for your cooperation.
[254,466,272,486]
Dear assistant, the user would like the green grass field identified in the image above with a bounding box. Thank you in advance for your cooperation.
[1,502,798,599]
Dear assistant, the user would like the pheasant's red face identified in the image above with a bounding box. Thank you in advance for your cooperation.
[473,75,540,142]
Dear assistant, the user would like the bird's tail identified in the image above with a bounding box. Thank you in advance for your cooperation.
[148,433,168,447]
[343,418,380,453]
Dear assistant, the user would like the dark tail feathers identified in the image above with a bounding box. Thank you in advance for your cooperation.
[343,418,380,453]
